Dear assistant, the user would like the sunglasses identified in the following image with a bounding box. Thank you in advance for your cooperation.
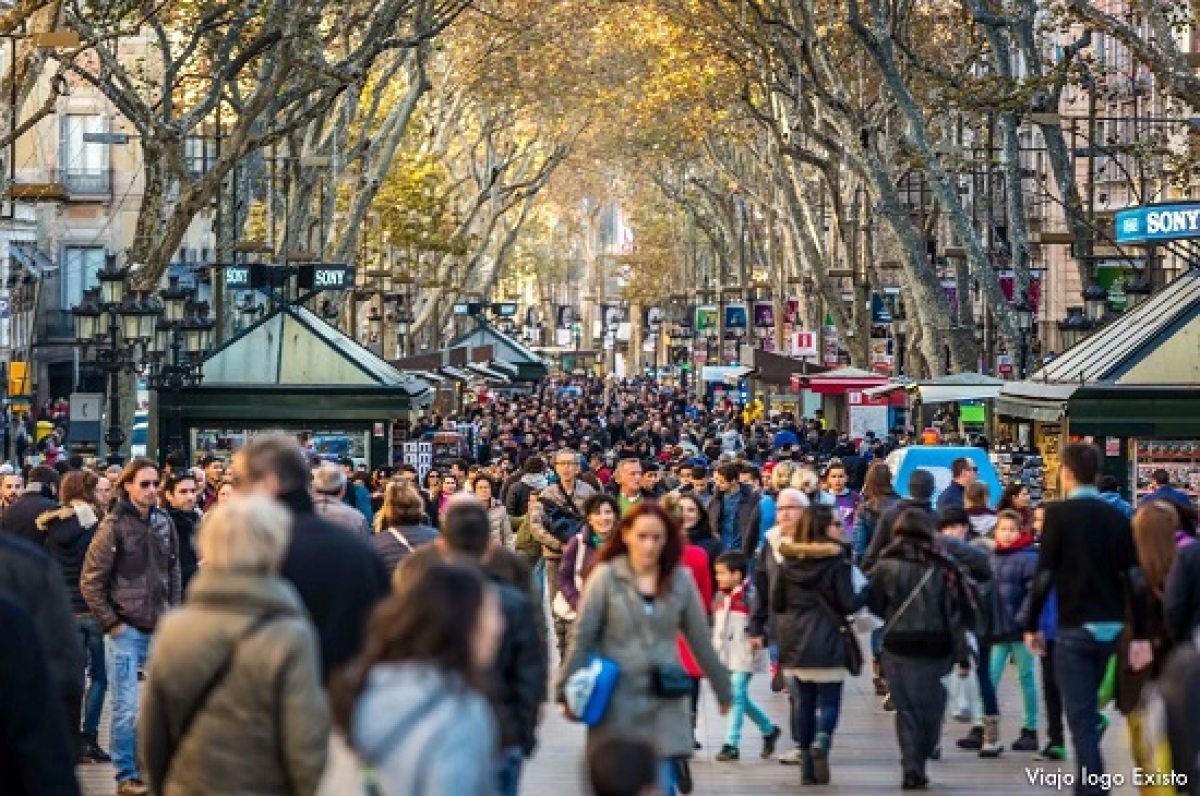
[138,479,160,489]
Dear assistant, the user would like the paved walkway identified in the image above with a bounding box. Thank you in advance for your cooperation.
[79,646,1139,795]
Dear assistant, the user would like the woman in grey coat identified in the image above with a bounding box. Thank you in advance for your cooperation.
[140,494,329,796]
[559,501,733,794]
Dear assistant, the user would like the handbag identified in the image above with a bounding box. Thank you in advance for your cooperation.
[552,534,589,621]
[565,655,621,726]
[617,581,693,699]
[813,587,864,677]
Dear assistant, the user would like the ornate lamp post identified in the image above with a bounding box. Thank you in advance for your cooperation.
[145,276,214,456]
[72,255,159,465]
[1012,296,1033,378]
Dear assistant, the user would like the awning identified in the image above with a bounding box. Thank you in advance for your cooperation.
[488,360,519,377]
[466,362,511,382]
[807,367,889,395]
[993,398,1066,422]
[723,365,755,384]
[409,370,446,384]
[863,383,908,398]
[915,384,1005,404]
[439,366,471,382]
[701,365,753,383]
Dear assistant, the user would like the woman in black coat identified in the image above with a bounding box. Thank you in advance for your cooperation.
[773,504,857,785]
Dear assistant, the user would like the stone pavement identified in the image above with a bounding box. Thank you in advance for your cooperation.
[79,651,1139,795]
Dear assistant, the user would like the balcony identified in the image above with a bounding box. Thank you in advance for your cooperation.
[56,168,112,198]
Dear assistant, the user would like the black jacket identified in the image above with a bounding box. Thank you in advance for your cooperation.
[38,504,100,614]
[862,498,935,574]
[866,535,970,665]
[167,508,201,594]
[1160,641,1200,795]
[0,593,81,796]
[488,574,546,754]
[772,540,857,670]
[1028,496,1146,638]
[277,489,389,681]
[0,490,59,546]
[1165,540,1200,643]
[0,533,84,696]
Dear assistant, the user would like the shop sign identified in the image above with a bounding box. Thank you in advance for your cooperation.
[297,263,355,290]
[791,330,818,357]
[1116,203,1200,244]
[1105,437,1120,457]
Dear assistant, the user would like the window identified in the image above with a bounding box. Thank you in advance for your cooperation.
[184,136,217,178]
[59,115,110,193]
[62,246,105,307]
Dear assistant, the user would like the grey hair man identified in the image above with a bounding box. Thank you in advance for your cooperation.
[311,463,370,537]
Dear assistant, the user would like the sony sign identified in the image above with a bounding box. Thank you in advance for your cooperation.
[224,266,251,288]
[298,263,355,291]
[1115,202,1200,245]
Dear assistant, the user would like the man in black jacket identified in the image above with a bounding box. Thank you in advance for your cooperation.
[232,433,389,682]
[1165,540,1200,643]
[1025,442,1150,796]
[0,593,81,796]
[398,496,544,796]
[0,532,84,757]
[0,465,59,545]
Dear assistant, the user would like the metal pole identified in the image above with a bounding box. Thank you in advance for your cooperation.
[103,317,125,465]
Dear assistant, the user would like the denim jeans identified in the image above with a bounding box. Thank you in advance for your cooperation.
[657,757,676,795]
[725,672,775,747]
[495,746,523,796]
[793,680,843,747]
[1055,627,1118,795]
[77,614,108,736]
[532,558,546,602]
[106,625,151,783]
[991,640,1038,730]
[975,639,999,716]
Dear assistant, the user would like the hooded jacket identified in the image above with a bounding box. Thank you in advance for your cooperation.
[38,501,101,613]
[772,539,856,670]
[749,525,788,641]
[990,533,1038,641]
[338,664,497,796]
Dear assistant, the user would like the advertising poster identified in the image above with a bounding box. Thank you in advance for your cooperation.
[724,303,749,333]
[824,326,840,366]
[870,338,894,374]
[784,297,801,324]
[695,306,718,334]
[752,301,775,328]
[998,272,1043,313]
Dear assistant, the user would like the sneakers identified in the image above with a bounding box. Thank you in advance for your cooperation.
[779,746,804,765]
[117,780,149,796]
[957,726,983,750]
[716,744,740,762]
[979,715,1004,758]
[1012,728,1039,752]
[1035,744,1067,761]
[77,734,111,764]
[762,726,781,759]
[902,772,930,790]
[953,708,973,723]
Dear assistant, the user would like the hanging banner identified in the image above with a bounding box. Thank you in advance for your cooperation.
[784,297,800,324]
[752,301,775,328]
[823,326,840,366]
[695,306,718,334]
[724,303,748,333]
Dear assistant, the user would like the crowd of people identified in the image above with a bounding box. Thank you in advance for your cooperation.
[0,374,1197,796]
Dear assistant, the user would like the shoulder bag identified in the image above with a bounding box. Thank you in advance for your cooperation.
[160,612,282,782]
[617,578,693,699]
[811,572,865,677]
[882,567,936,639]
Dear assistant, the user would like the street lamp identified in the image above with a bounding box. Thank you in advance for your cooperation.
[73,257,214,464]
[1012,296,1033,378]
[146,281,214,456]
[1057,306,1092,350]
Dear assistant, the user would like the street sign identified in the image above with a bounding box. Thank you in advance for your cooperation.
[69,392,104,444]
[223,264,264,289]
[69,393,103,422]
[82,132,132,145]
[791,330,818,357]
[1115,202,1200,245]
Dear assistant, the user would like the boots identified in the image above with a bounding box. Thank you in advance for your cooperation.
[811,732,831,784]
[800,748,817,785]
[979,715,1004,758]
[77,733,111,764]
[872,657,888,696]
[956,725,983,750]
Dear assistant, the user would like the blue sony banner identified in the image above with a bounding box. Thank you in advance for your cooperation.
[1115,203,1200,245]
